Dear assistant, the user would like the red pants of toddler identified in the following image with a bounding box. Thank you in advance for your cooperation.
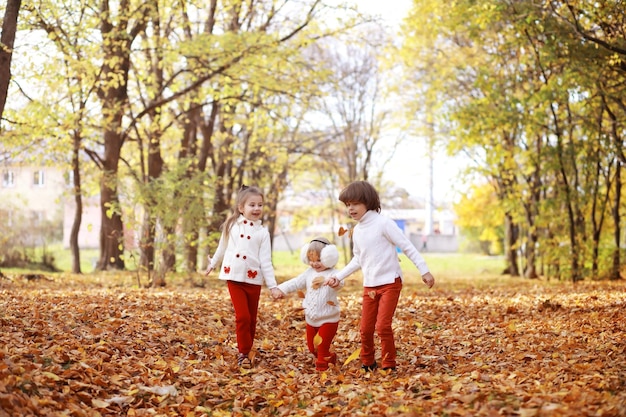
[306,322,339,371]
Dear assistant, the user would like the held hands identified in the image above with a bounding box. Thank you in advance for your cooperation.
[270,287,284,300]
[205,254,213,276]
[325,277,341,288]
[422,272,435,288]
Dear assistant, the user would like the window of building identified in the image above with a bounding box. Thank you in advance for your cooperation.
[2,170,15,187]
[33,170,45,187]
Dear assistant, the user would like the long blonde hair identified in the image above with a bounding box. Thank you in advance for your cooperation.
[221,185,264,243]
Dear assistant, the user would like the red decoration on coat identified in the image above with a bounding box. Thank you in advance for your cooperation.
[224,266,231,274]
[247,270,258,278]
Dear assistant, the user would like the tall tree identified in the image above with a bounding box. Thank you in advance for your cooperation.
[93,0,153,270]
[0,0,21,122]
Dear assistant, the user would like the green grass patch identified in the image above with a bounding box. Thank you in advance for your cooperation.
[7,244,508,290]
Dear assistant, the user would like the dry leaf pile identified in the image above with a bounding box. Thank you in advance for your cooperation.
[0,275,625,416]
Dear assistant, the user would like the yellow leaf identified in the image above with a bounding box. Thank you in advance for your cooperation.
[518,409,539,417]
[261,338,272,351]
[92,399,110,408]
[368,291,376,299]
[42,371,61,381]
[343,348,361,366]
[313,333,323,348]
[297,290,305,298]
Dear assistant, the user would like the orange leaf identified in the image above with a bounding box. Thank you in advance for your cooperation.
[311,276,325,289]
[338,226,353,238]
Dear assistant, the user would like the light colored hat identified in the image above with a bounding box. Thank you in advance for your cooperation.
[300,237,339,269]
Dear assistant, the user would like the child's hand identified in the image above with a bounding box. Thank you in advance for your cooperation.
[422,272,435,288]
[205,255,213,276]
[325,277,341,288]
[270,288,284,299]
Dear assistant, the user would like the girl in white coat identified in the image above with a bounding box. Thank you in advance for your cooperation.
[206,186,281,369]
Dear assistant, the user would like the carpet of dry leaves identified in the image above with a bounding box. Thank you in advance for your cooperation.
[1,272,625,417]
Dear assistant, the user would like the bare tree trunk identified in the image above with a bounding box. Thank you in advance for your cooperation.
[70,131,83,273]
[0,0,21,121]
[180,107,199,273]
[524,228,539,279]
[95,0,147,270]
[502,213,520,276]
[139,212,155,271]
[98,171,125,269]
[0,0,21,280]
[611,159,622,280]
[152,224,175,287]
[139,123,164,271]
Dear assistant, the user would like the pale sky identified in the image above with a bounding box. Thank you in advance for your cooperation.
[355,0,413,25]
[350,0,462,205]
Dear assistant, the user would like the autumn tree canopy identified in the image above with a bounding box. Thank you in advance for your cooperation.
[398,0,626,281]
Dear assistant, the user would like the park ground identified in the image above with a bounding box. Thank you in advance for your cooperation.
[0,254,625,416]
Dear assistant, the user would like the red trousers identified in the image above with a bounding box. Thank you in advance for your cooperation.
[306,322,339,370]
[360,277,402,368]
[227,280,262,355]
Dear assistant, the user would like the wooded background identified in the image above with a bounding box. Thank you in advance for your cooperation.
[1,0,625,283]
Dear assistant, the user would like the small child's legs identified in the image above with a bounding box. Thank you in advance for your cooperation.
[306,322,339,370]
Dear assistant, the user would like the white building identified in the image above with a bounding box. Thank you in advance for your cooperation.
[0,162,101,248]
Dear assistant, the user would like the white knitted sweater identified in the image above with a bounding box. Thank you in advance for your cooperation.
[335,210,430,287]
[278,267,343,327]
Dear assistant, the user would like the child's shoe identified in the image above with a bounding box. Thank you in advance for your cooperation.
[361,362,377,372]
[315,353,337,371]
[238,353,252,369]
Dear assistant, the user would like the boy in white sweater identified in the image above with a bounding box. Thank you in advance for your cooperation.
[327,181,435,372]
[274,237,344,371]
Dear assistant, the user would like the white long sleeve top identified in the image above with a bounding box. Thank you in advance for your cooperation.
[278,267,343,327]
[210,215,277,288]
[335,210,430,287]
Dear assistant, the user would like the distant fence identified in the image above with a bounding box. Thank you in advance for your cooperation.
[272,231,459,253]
[409,233,459,253]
